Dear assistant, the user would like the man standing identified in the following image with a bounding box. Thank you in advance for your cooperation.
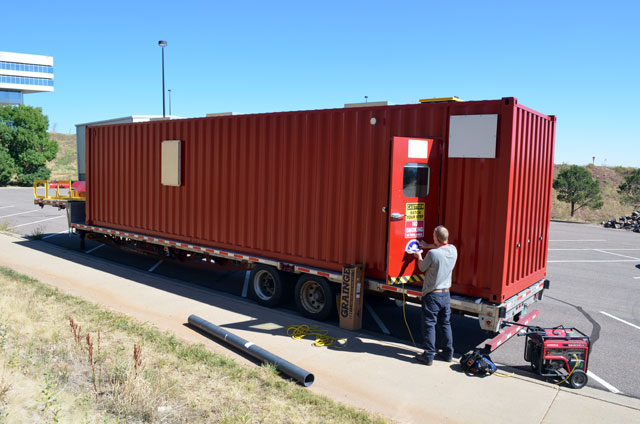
[412,225,458,366]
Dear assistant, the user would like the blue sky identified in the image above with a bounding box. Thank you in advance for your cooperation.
[5,0,639,167]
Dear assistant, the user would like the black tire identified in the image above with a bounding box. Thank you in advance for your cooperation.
[569,369,588,389]
[294,275,335,321]
[249,265,284,308]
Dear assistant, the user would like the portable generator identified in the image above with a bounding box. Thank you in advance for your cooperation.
[521,325,591,389]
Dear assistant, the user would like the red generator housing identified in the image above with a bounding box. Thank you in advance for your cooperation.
[523,326,591,389]
[84,97,555,303]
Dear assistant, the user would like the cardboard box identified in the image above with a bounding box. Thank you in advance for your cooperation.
[340,265,364,330]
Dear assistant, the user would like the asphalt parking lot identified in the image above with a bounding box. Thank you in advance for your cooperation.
[1,187,639,399]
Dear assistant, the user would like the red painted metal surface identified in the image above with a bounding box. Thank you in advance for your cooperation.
[85,97,555,302]
[387,137,440,282]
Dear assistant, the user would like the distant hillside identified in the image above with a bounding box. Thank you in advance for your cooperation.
[551,164,637,222]
[47,132,77,180]
[44,133,635,222]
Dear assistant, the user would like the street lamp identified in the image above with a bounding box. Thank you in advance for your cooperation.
[168,89,172,116]
[158,40,168,117]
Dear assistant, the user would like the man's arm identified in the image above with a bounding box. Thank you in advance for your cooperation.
[414,250,433,272]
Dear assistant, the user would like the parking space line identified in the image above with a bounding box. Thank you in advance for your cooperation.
[241,271,250,298]
[9,215,66,229]
[594,249,640,260]
[85,244,105,254]
[0,210,38,219]
[633,277,640,280]
[43,230,69,240]
[547,260,637,263]
[148,260,164,273]
[600,311,640,331]
[549,248,640,251]
[587,370,622,394]
[365,303,391,335]
[0,206,14,209]
[549,239,605,242]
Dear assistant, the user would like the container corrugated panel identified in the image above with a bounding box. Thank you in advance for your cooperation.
[86,98,555,301]
[441,99,555,302]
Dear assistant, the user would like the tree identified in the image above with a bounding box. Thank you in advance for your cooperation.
[553,165,603,217]
[0,104,58,186]
[0,146,15,186]
[618,168,640,209]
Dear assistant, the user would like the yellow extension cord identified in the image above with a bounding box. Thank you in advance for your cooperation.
[553,354,580,386]
[401,281,417,348]
[286,324,348,348]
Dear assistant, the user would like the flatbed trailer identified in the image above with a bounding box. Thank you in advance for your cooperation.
[65,220,547,334]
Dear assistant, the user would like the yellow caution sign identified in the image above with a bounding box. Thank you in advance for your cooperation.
[406,203,425,220]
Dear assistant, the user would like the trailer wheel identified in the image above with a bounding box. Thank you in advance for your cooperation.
[569,370,588,389]
[294,275,334,321]
[249,265,284,308]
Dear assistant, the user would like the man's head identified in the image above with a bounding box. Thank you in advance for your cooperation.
[433,225,449,246]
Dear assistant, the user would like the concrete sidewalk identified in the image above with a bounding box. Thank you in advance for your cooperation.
[1,232,639,424]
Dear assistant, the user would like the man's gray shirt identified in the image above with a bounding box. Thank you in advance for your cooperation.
[419,244,458,295]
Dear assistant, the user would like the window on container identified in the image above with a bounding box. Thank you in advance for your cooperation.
[403,163,430,197]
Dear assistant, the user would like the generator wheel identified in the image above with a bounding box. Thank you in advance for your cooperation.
[249,265,284,308]
[569,370,588,389]
[294,275,334,321]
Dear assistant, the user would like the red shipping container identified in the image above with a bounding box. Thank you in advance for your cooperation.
[85,97,555,303]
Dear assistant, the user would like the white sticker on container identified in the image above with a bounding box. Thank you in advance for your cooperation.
[408,139,429,159]
[244,342,254,349]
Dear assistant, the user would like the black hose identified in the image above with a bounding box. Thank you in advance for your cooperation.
[187,314,314,387]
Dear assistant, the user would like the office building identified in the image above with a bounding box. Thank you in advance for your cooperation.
[0,51,54,105]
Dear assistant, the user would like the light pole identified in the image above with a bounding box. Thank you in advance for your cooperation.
[168,89,172,116]
[158,40,168,117]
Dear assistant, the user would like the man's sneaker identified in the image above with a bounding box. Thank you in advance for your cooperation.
[436,352,453,362]
[414,354,433,366]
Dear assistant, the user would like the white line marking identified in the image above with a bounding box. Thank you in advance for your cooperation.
[148,260,164,273]
[0,206,14,209]
[43,230,69,240]
[549,248,640,251]
[0,210,38,218]
[241,271,250,298]
[9,215,66,228]
[549,239,605,242]
[547,260,638,263]
[85,244,105,254]
[594,249,640,260]
[365,303,391,335]
[587,370,622,394]
[600,311,640,331]
[633,277,640,280]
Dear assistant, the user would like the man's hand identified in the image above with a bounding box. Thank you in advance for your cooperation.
[413,250,424,262]
[419,240,435,249]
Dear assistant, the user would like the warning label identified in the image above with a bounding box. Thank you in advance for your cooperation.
[406,203,425,221]
[405,220,424,238]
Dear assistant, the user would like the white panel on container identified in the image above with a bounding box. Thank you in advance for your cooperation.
[449,114,498,158]
[408,139,429,159]
[161,140,181,186]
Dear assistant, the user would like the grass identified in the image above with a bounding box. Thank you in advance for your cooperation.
[0,266,388,424]
[0,221,13,233]
[47,132,78,181]
[29,226,45,240]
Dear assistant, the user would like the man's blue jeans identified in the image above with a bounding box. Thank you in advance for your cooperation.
[421,291,453,360]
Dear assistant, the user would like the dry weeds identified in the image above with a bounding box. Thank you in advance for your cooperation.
[0,267,387,423]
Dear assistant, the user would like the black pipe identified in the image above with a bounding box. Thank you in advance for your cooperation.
[187,314,314,387]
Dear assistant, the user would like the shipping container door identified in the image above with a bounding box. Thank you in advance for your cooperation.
[386,137,441,286]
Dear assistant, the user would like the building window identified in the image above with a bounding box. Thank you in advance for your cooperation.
[0,75,53,87]
[0,61,53,74]
[403,163,430,197]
